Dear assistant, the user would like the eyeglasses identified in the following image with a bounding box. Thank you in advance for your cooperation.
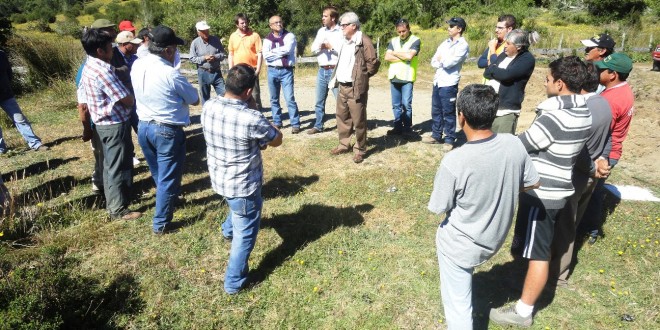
[339,23,353,28]
[585,46,597,52]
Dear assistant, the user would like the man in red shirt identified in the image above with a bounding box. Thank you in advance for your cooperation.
[579,53,634,243]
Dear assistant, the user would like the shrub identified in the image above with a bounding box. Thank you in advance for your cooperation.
[54,19,83,39]
[83,3,101,16]
[10,13,27,24]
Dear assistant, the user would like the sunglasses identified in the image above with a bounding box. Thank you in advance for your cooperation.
[585,46,597,52]
[340,23,353,28]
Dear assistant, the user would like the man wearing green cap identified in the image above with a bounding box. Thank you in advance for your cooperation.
[579,52,635,243]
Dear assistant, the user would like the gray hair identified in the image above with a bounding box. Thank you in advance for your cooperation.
[504,29,540,50]
[339,12,360,29]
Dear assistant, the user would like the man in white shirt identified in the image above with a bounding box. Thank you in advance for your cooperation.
[307,6,342,134]
[422,17,469,151]
[263,15,301,133]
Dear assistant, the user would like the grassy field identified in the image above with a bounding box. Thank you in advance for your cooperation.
[2,18,660,329]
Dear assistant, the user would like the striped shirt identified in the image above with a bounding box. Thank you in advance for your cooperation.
[201,97,278,198]
[80,56,131,125]
[519,94,592,208]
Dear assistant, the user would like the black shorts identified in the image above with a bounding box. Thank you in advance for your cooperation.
[511,198,562,261]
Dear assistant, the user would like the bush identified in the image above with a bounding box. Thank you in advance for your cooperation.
[83,3,101,16]
[10,13,27,24]
[54,19,83,39]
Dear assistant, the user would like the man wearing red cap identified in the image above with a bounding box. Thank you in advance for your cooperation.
[119,20,136,33]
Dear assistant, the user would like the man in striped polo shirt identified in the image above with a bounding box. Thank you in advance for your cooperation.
[490,56,592,327]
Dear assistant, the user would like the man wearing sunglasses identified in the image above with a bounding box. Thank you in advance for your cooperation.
[581,33,615,63]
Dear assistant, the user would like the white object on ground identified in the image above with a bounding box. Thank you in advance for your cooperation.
[605,184,660,202]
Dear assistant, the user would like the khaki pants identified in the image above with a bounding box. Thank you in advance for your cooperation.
[336,84,367,154]
[492,113,519,134]
[550,172,596,284]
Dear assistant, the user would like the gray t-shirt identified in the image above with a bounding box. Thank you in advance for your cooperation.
[428,133,539,268]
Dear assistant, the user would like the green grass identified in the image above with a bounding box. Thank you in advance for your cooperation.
[1,79,658,328]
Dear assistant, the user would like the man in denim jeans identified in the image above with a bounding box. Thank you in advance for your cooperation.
[422,17,469,152]
[0,49,48,154]
[131,26,199,234]
[202,64,282,294]
[307,6,342,134]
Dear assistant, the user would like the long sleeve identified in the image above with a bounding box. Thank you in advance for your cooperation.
[310,29,324,55]
[430,44,443,69]
[484,52,535,83]
[263,33,296,62]
[440,40,469,69]
[189,38,205,65]
[363,36,381,76]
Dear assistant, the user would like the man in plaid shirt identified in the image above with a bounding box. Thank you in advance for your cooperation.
[202,64,282,294]
[80,28,141,220]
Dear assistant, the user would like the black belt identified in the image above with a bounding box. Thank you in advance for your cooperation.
[146,120,183,129]
[321,65,336,70]
[339,81,353,87]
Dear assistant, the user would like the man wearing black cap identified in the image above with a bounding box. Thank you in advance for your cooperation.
[581,33,615,62]
[422,17,469,151]
[131,26,199,234]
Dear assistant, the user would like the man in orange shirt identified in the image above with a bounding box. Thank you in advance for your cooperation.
[228,13,263,110]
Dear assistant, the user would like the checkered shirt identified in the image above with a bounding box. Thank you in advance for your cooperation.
[201,96,278,198]
[80,56,131,125]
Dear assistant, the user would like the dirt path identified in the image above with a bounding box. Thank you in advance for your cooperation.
[190,63,660,188]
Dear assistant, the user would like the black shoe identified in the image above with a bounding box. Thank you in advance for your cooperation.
[291,127,301,134]
[153,222,183,235]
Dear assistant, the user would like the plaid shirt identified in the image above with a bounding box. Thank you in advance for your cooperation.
[80,56,131,125]
[201,97,278,198]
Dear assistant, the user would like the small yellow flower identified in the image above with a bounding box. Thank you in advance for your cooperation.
[338,250,344,255]
[617,251,624,256]
[313,286,319,293]
[599,269,604,274]
[37,202,43,207]
[200,269,206,273]
[646,238,651,243]
[0,231,3,237]
[299,260,305,265]
[640,244,645,248]
[420,271,426,276]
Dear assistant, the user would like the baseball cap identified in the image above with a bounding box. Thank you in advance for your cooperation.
[91,19,115,29]
[116,31,142,44]
[447,17,467,30]
[150,25,185,47]
[581,33,616,49]
[196,20,211,31]
[118,20,136,32]
[594,53,633,74]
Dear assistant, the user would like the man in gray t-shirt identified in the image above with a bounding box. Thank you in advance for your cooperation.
[428,84,539,330]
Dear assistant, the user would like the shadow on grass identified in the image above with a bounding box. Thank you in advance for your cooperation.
[14,175,86,205]
[472,258,558,329]
[262,175,320,199]
[0,248,144,328]
[248,203,374,286]
[43,135,80,148]
[1,157,80,182]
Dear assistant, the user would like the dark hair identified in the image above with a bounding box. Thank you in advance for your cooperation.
[498,14,517,29]
[602,47,614,58]
[582,62,600,93]
[147,41,167,55]
[549,56,587,93]
[137,27,150,40]
[226,64,256,95]
[234,13,250,25]
[395,18,410,30]
[457,84,499,130]
[323,6,339,22]
[606,69,629,81]
[81,28,113,57]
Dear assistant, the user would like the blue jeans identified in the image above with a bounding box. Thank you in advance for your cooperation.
[0,97,43,151]
[267,66,300,127]
[431,85,458,143]
[313,67,338,130]
[198,69,225,105]
[390,81,414,131]
[221,188,263,294]
[138,121,186,232]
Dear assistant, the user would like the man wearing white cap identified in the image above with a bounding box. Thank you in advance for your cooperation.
[190,20,226,104]
[112,31,143,134]
[580,33,615,62]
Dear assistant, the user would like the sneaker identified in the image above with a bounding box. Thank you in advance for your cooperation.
[307,127,322,135]
[291,127,301,134]
[153,222,183,235]
[386,128,402,136]
[91,183,103,195]
[133,157,140,166]
[34,145,50,151]
[489,304,533,328]
[421,136,441,144]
